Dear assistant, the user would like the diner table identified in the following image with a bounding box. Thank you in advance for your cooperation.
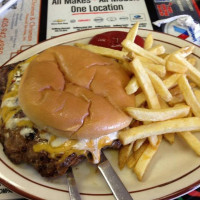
[0,0,200,200]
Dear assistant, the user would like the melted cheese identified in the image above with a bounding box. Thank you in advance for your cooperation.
[0,56,119,164]
[34,131,118,163]
[0,60,33,129]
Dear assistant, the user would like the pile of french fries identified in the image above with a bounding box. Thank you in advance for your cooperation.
[75,22,200,181]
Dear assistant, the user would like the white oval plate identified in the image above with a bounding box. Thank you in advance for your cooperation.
[0,28,200,200]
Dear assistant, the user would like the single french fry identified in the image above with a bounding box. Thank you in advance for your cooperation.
[125,76,139,95]
[141,62,166,78]
[133,138,146,151]
[130,58,161,109]
[175,46,195,57]
[165,46,195,60]
[178,75,200,117]
[135,92,146,107]
[125,105,190,122]
[118,142,134,170]
[125,22,139,42]
[144,33,153,50]
[119,117,200,145]
[166,60,188,74]
[148,45,166,55]
[164,133,175,144]
[133,135,162,181]
[75,43,128,61]
[126,142,148,168]
[146,69,172,102]
[163,73,182,89]
[122,39,165,65]
[126,153,136,169]
[178,131,200,156]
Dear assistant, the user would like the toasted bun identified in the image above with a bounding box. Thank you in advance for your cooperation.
[18,45,135,139]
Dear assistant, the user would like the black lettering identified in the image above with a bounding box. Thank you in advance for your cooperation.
[71,6,87,12]
[52,0,62,4]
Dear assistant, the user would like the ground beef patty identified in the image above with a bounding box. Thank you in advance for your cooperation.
[0,63,121,177]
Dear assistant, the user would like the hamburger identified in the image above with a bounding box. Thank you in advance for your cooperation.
[0,44,135,177]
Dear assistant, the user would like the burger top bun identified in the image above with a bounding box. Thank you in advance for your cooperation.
[18,45,135,139]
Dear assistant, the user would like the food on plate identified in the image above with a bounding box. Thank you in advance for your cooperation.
[0,44,136,177]
[0,22,200,182]
[116,23,200,180]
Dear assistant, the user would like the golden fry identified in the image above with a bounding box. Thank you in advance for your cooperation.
[135,93,146,107]
[144,33,153,50]
[178,75,200,117]
[178,131,200,156]
[75,43,128,61]
[133,135,162,181]
[130,58,160,109]
[133,138,146,151]
[119,117,200,145]
[125,76,139,95]
[166,60,188,74]
[125,105,190,122]
[126,142,148,168]
[146,69,172,102]
[125,22,139,42]
[148,45,166,55]
[172,53,200,87]
[118,142,134,170]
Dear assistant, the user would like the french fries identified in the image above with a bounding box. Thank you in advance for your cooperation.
[141,62,166,78]
[178,75,200,117]
[125,76,139,95]
[178,132,200,156]
[144,33,153,50]
[173,53,200,87]
[119,24,200,181]
[126,142,148,169]
[118,142,134,170]
[75,43,128,61]
[130,58,161,109]
[166,59,188,74]
[122,39,166,65]
[81,22,200,181]
[146,69,172,102]
[133,135,162,181]
[119,117,200,145]
[135,92,146,107]
[148,45,165,55]
[125,105,190,122]
[163,73,181,89]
